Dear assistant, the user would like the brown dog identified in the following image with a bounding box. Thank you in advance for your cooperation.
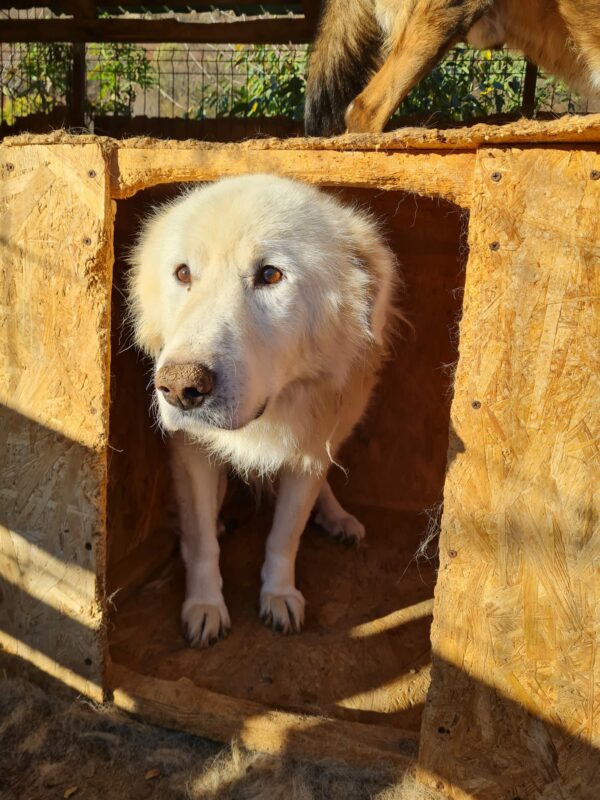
[305,0,600,135]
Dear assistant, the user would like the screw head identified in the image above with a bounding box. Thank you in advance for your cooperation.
[448,549,458,559]
[471,400,481,410]
[491,171,502,182]
[591,170,600,181]
[88,169,96,178]
[5,162,14,171]
[489,241,500,251]
[83,236,92,246]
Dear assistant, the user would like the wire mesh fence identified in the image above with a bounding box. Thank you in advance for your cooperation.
[0,7,596,132]
[88,43,308,120]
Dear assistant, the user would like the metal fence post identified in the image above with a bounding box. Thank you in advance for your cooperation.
[521,59,538,117]
[69,42,87,129]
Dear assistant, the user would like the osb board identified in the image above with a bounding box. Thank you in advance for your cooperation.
[105,190,176,584]
[4,112,599,152]
[0,143,113,699]
[111,663,416,774]
[109,506,433,767]
[325,188,467,512]
[418,148,600,799]
[109,147,474,206]
[4,116,598,207]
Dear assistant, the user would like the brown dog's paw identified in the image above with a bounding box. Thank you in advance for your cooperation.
[259,590,305,635]
[344,97,381,134]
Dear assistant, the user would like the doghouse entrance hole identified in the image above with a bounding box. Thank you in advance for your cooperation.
[106,183,468,736]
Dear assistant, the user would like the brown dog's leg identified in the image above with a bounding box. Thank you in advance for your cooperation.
[345,0,483,133]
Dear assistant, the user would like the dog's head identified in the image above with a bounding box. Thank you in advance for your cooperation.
[129,174,395,434]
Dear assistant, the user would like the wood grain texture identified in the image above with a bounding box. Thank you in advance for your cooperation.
[5,114,599,154]
[105,192,176,595]
[418,147,600,799]
[2,130,599,777]
[110,147,474,206]
[0,143,113,699]
[111,663,417,774]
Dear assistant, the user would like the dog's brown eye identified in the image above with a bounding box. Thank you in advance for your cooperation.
[256,265,283,286]
[175,264,191,284]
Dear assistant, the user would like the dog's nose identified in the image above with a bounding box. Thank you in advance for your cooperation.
[155,362,214,410]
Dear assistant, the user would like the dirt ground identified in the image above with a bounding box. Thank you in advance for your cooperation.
[0,676,445,800]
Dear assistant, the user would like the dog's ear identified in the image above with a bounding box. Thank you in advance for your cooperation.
[349,218,396,346]
[126,223,165,360]
[127,263,164,359]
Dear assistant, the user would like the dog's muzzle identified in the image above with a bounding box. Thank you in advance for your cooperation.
[155,362,214,411]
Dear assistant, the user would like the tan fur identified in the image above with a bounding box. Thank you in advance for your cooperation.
[306,0,600,135]
[129,175,399,646]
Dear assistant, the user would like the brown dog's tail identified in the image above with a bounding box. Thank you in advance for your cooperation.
[304,0,382,136]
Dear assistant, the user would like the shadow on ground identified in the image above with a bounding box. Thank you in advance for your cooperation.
[0,674,442,800]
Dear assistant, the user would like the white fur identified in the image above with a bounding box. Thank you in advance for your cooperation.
[129,174,397,645]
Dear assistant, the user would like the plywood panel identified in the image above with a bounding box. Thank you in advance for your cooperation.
[110,146,475,207]
[0,144,113,699]
[105,189,177,588]
[111,664,415,774]
[5,113,599,154]
[418,147,600,799]
[326,188,467,513]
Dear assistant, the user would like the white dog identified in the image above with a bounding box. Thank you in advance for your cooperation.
[129,175,397,647]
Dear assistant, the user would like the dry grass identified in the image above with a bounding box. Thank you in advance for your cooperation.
[0,677,445,800]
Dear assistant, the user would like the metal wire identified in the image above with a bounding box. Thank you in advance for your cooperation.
[0,8,595,129]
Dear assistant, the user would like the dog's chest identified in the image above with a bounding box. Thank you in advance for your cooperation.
[200,417,324,478]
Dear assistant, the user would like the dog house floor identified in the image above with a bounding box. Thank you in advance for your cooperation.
[109,502,435,737]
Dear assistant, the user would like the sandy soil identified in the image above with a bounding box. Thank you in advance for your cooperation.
[0,677,444,800]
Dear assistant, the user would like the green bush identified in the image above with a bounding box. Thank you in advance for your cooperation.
[1,41,155,121]
[1,43,70,124]
[398,45,526,119]
[0,40,579,125]
[197,45,307,119]
[87,42,156,116]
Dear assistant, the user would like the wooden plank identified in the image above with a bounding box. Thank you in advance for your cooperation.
[110,663,417,772]
[106,528,176,605]
[0,17,314,43]
[418,147,600,798]
[109,145,475,205]
[69,0,97,18]
[5,114,599,153]
[0,143,113,701]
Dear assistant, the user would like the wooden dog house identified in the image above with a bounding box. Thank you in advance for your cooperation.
[1,118,598,799]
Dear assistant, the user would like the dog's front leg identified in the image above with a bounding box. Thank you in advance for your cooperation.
[170,432,230,648]
[345,1,482,133]
[260,470,322,634]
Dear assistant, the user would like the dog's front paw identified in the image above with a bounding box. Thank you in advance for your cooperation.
[315,508,366,546]
[259,589,305,635]
[182,598,231,648]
